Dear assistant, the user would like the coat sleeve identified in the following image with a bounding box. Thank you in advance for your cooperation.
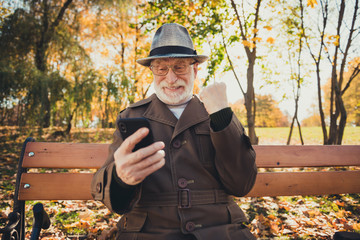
[211,113,257,197]
[91,118,142,214]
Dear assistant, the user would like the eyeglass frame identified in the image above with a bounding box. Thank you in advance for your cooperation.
[149,60,198,76]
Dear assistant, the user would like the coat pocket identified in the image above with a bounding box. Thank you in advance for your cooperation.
[118,210,147,232]
[194,124,215,167]
[226,202,248,224]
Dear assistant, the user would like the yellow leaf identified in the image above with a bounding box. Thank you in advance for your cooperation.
[264,26,272,31]
[306,220,316,227]
[242,40,255,48]
[353,223,360,230]
[270,222,279,234]
[268,214,276,220]
[266,37,275,44]
[304,210,321,218]
[78,219,91,229]
[335,200,345,207]
[307,0,318,8]
[252,28,259,33]
[101,48,109,57]
[333,35,340,46]
[253,37,262,42]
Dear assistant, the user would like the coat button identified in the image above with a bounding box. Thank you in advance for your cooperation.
[178,178,188,188]
[185,222,195,232]
[172,139,181,149]
[96,182,102,193]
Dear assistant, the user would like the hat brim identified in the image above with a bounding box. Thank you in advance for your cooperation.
[136,54,209,67]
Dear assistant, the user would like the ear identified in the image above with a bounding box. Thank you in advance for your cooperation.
[193,62,199,78]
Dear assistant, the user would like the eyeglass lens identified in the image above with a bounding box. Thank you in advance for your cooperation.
[151,63,192,76]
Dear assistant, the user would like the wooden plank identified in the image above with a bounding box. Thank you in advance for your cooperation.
[253,145,360,167]
[18,171,360,200]
[19,173,94,200]
[22,142,109,169]
[23,142,360,169]
[246,170,360,197]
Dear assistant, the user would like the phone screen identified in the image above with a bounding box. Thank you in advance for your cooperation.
[117,118,154,152]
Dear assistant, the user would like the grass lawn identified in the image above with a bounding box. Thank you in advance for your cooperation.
[256,126,360,145]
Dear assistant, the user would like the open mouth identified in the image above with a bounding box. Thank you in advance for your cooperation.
[164,86,183,92]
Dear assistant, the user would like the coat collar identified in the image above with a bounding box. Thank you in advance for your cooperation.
[174,95,209,137]
[132,94,209,138]
[148,94,179,126]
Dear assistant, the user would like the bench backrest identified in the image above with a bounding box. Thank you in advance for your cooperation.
[18,141,360,200]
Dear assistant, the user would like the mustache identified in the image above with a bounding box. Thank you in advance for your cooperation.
[158,79,186,88]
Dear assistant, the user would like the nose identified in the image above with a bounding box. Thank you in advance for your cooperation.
[165,68,178,84]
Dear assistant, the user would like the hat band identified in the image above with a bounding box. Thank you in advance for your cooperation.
[150,46,197,57]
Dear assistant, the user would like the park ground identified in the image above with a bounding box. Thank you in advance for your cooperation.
[0,126,359,239]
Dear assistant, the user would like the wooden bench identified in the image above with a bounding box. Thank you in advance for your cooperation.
[1,137,360,240]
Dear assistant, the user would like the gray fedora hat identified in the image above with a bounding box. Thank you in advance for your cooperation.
[137,23,208,67]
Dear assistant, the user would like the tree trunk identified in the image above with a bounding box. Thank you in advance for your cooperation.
[245,53,258,145]
[35,41,51,128]
[65,112,73,135]
[33,0,73,128]
[296,117,304,145]
[336,94,347,144]
[316,63,328,144]
[287,98,304,145]
[327,0,347,145]
[287,116,295,145]
[304,0,329,145]
[102,83,110,128]
[229,0,261,145]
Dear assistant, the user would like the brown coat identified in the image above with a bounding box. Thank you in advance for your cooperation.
[91,94,257,240]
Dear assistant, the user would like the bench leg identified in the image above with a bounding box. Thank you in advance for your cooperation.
[11,138,35,240]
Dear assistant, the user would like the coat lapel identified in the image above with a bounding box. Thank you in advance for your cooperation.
[173,95,209,138]
[142,94,209,139]
[142,94,178,127]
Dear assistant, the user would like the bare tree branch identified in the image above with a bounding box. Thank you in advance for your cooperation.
[339,0,359,88]
[220,25,245,96]
[50,0,73,34]
[231,0,246,41]
[342,62,360,94]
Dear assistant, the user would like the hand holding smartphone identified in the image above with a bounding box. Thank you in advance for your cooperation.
[117,118,154,152]
[115,117,165,185]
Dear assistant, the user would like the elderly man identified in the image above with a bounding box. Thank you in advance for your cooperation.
[91,23,257,240]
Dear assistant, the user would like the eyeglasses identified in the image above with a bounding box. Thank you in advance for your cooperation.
[150,61,197,76]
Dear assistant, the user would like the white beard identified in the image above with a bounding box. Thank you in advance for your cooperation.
[154,78,194,105]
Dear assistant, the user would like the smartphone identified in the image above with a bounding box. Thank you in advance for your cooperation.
[118,117,154,152]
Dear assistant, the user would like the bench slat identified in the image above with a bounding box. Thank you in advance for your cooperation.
[23,143,360,169]
[23,142,108,169]
[254,145,360,167]
[19,173,94,200]
[247,170,360,197]
[19,171,360,200]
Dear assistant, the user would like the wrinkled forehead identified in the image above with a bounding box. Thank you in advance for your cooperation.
[151,57,194,65]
